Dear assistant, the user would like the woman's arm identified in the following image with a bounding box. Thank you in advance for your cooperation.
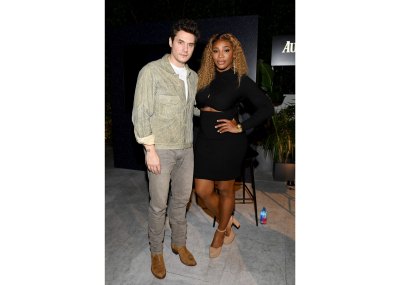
[239,76,274,131]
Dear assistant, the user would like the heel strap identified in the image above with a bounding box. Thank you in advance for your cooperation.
[216,228,226,233]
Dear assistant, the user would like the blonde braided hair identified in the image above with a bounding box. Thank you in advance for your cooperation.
[197,33,248,91]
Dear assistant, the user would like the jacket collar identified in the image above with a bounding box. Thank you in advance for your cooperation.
[161,54,192,76]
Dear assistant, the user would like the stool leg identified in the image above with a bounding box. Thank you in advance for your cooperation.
[242,162,246,203]
[250,160,258,226]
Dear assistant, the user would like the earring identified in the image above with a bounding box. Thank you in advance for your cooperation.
[233,60,236,74]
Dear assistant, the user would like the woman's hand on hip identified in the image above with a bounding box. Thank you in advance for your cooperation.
[215,118,241,134]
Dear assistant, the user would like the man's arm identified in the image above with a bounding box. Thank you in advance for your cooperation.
[132,66,161,174]
[132,66,155,142]
[143,144,161,174]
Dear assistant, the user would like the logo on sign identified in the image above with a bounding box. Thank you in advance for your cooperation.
[282,41,295,53]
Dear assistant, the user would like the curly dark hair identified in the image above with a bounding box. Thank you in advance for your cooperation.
[197,33,248,91]
[170,19,200,43]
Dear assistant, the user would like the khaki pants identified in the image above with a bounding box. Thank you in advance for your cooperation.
[147,148,194,254]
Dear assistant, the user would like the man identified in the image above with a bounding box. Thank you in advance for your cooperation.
[132,19,200,279]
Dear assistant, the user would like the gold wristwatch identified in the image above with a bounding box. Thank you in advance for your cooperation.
[237,124,243,133]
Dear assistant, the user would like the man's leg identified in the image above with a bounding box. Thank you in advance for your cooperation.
[147,149,175,254]
[169,148,196,266]
[169,148,193,245]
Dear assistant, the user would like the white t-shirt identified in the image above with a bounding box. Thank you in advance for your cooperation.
[170,63,188,100]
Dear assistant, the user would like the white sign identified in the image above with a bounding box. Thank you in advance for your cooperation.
[271,35,295,66]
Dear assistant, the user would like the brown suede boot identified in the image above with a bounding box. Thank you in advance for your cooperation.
[171,244,197,266]
[151,253,166,279]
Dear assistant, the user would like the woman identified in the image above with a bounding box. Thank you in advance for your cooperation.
[194,33,274,258]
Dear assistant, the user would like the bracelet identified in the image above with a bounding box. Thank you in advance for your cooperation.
[236,124,243,133]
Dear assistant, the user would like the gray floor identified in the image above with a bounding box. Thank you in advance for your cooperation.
[105,145,295,285]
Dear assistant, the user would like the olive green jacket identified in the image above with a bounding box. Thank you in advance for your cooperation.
[132,54,198,149]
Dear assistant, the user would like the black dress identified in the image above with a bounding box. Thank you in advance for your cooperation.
[194,69,274,181]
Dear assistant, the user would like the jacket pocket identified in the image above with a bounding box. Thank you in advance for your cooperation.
[155,94,181,119]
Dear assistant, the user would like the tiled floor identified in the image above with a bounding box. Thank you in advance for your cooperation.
[105,145,295,285]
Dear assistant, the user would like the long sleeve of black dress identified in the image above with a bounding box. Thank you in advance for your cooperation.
[238,75,274,131]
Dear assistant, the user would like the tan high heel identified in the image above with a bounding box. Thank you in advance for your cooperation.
[209,228,225,258]
[224,229,235,244]
[224,216,240,245]
[231,216,240,228]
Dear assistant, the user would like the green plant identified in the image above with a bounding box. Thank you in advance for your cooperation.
[263,103,295,163]
[257,59,284,105]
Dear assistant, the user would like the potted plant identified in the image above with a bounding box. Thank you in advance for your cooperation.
[262,103,295,182]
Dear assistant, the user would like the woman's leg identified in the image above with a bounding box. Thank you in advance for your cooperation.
[205,179,236,248]
[195,178,226,249]
[194,178,220,221]
[215,180,236,239]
